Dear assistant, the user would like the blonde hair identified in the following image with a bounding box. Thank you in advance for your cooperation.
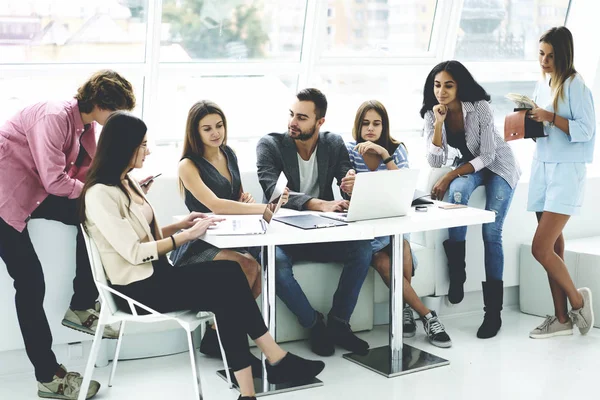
[539,26,577,111]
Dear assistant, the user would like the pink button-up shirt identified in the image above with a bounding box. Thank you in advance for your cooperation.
[0,99,97,232]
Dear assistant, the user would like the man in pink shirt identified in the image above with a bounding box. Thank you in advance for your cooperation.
[0,70,136,399]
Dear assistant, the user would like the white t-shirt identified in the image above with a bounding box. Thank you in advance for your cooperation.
[297,148,319,198]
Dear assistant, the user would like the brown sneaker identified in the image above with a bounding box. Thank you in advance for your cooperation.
[62,302,120,339]
[37,365,100,399]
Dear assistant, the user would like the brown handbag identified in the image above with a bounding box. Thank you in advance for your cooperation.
[504,108,545,141]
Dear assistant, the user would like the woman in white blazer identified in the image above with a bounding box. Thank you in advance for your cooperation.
[80,111,324,400]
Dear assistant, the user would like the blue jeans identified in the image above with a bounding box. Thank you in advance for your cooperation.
[274,240,373,328]
[447,169,515,281]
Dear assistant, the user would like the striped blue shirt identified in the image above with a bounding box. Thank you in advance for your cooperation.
[346,141,409,172]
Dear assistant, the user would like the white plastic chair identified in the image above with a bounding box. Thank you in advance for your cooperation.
[78,226,232,400]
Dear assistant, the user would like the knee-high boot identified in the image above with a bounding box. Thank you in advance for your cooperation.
[477,280,503,339]
[443,240,466,304]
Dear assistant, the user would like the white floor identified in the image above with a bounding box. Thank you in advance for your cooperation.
[1,308,598,400]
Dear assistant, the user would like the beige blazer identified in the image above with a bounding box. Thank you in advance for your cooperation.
[84,178,163,285]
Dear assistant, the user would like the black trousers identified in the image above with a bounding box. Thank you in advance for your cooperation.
[0,195,98,382]
[112,259,268,371]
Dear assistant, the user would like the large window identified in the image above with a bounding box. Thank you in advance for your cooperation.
[0,0,149,63]
[455,0,570,61]
[322,0,438,57]
[4,0,597,176]
[160,0,307,62]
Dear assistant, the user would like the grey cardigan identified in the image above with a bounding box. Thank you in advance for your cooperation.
[256,131,351,210]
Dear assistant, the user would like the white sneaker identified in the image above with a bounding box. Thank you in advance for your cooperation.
[529,315,573,339]
[37,364,100,399]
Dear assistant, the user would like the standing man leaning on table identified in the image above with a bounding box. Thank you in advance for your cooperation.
[0,70,135,400]
[256,88,373,357]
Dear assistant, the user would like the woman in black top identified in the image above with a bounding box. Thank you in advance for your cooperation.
[172,100,287,365]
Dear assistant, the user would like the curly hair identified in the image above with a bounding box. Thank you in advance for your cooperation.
[75,70,136,113]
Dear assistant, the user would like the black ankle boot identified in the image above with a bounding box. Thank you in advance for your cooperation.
[477,280,503,339]
[443,240,466,304]
[327,316,369,355]
[309,312,334,356]
[266,352,325,384]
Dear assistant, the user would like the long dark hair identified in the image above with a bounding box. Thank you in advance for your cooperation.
[540,26,577,111]
[179,100,228,195]
[352,100,404,155]
[420,60,491,118]
[79,111,148,223]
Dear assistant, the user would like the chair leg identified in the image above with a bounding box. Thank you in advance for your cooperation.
[213,316,233,389]
[78,322,105,400]
[187,329,204,400]
[108,320,126,387]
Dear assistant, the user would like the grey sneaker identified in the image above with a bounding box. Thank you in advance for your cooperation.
[62,302,119,339]
[37,364,100,399]
[568,287,594,335]
[422,311,452,348]
[403,305,416,338]
[529,315,573,339]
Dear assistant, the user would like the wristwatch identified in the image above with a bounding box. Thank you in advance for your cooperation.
[383,156,394,164]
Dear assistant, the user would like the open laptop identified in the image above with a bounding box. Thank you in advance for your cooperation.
[320,168,420,222]
[206,173,287,235]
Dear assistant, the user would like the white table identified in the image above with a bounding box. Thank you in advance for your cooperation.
[197,203,494,393]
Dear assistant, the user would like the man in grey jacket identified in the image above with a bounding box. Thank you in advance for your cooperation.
[256,88,372,356]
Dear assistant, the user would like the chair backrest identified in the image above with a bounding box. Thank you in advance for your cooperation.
[80,224,119,315]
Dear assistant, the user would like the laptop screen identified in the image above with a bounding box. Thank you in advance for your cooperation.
[263,172,287,224]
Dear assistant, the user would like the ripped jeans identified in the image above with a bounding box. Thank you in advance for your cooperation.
[447,169,515,281]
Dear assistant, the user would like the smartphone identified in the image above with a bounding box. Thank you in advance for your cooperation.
[438,204,467,210]
[140,173,162,187]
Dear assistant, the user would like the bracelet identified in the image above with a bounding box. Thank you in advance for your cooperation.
[170,235,177,250]
[551,112,556,125]
[383,156,394,164]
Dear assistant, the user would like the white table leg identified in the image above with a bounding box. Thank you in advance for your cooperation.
[343,234,450,377]
[217,244,323,395]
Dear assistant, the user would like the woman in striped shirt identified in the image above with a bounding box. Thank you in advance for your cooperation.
[421,61,520,339]
[346,100,452,349]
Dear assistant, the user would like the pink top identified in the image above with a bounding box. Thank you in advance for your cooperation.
[0,99,97,232]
